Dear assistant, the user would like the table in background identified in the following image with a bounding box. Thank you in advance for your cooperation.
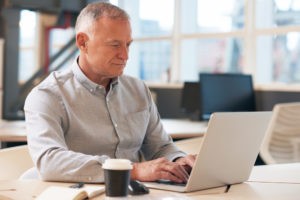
[0,119,207,147]
[0,120,26,148]
[161,119,207,139]
[174,136,203,154]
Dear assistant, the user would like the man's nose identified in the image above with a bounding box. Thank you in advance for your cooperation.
[118,45,129,60]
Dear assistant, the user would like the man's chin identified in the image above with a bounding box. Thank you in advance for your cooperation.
[111,70,124,78]
[117,67,125,75]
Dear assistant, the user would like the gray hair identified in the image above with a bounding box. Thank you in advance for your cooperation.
[75,2,130,34]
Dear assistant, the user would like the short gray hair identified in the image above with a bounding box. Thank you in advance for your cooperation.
[75,2,130,34]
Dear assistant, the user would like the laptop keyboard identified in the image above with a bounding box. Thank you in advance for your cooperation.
[156,179,187,187]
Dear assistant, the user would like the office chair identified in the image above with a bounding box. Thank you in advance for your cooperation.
[260,102,300,164]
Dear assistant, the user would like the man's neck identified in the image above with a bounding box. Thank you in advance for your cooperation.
[77,56,112,90]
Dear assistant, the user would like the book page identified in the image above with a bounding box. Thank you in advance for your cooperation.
[83,185,105,198]
[36,185,105,200]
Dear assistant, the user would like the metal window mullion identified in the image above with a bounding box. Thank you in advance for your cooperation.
[244,0,256,76]
[170,0,181,82]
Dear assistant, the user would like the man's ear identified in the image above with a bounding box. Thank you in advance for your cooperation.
[76,32,89,52]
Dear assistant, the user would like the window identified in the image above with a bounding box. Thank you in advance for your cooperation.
[6,0,300,120]
[112,0,300,84]
[183,0,245,33]
[181,38,244,81]
[257,33,300,83]
[256,0,300,28]
[48,28,75,71]
[19,10,39,83]
[19,11,76,84]
[6,10,77,119]
[126,41,171,81]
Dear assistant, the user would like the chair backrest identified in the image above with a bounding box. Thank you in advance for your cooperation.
[260,102,300,164]
[0,145,34,180]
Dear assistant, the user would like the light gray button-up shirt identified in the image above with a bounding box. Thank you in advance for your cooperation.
[24,59,186,183]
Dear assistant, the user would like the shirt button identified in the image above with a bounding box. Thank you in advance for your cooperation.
[114,123,118,128]
[90,89,93,92]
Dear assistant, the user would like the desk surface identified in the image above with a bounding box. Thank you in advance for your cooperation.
[0,119,206,143]
[1,163,300,200]
[174,137,203,154]
[249,163,300,184]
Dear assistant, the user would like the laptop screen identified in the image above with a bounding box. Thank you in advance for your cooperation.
[199,73,256,120]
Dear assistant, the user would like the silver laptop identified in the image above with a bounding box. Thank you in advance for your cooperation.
[144,111,272,192]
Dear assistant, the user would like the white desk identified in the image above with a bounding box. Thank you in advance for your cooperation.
[161,119,207,139]
[0,164,300,199]
[249,163,300,183]
[0,135,299,199]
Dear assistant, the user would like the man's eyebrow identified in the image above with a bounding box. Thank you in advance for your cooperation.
[105,39,119,43]
[105,39,133,44]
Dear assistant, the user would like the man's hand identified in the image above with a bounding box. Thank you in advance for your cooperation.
[131,157,189,183]
[174,154,197,174]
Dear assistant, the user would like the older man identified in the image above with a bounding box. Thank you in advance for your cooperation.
[24,2,195,183]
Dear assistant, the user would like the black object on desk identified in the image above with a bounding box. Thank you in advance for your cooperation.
[128,180,149,195]
[180,81,201,121]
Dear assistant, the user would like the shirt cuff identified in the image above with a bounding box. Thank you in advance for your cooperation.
[167,152,187,162]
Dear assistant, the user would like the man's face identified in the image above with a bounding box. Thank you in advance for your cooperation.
[82,17,132,80]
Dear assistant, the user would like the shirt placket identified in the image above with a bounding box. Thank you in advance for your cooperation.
[105,87,122,158]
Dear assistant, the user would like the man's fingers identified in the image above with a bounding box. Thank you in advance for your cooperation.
[178,165,190,181]
[162,162,189,182]
[132,157,194,182]
[159,171,182,183]
[175,154,197,167]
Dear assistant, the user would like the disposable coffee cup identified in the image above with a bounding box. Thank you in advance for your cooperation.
[103,159,133,197]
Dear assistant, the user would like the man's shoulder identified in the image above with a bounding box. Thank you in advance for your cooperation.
[35,68,73,90]
[119,74,146,87]
[26,69,73,101]
[118,75,151,101]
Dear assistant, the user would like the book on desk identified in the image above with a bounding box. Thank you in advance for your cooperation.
[36,185,105,200]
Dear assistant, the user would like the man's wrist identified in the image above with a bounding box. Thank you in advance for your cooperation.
[130,163,138,180]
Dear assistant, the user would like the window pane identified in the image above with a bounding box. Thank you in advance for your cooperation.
[126,41,171,82]
[182,0,244,33]
[256,0,300,28]
[19,10,38,83]
[49,28,76,71]
[117,0,174,37]
[49,28,74,55]
[180,38,244,81]
[256,33,300,83]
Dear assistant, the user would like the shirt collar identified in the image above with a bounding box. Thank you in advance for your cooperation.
[72,58,119,94]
